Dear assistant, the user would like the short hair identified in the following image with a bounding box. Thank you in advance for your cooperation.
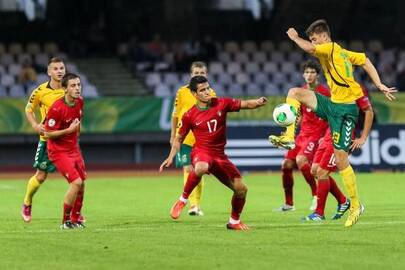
[190,61,207,73]
[305,19,331,37]
[61,73,80,88]
[48,57,64,66]
[301,60,321,74]
[189,75,208,92]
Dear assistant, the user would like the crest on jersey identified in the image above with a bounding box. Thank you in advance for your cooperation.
[217,111,222,117]
[48,119,56,127]
[306,108,312,112]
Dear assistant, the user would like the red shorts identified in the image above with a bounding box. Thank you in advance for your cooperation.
[285,135,318,161]
[191,151,241,184]
[50,152,87,183]
[313,141,337,172]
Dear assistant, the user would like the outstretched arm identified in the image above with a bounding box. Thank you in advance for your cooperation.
[286,28,315,54]
[362,58,397,100]
[240,97,268,109]
[350,107,374,150]
[159,134,184,172]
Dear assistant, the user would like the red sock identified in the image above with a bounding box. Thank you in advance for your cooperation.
[300,163,317,196]
[182,170,201,199]
[63,203,73,223]
[71,190,84,223]
[282,168,294,206]
[329,176,346,204]
[315,179,330,216]
[231,195,246,220]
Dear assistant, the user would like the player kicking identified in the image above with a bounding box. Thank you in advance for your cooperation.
[44,73,86,229]
[22,57,67,222]
[269,19,396,227]
[304,88,374,221]
[160,76,267,230]
[274,60,329,212]
[171,61,216,216]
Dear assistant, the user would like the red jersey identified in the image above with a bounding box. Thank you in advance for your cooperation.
[45,97,84,155]
[179,97,241,156]
[299,84,330,138]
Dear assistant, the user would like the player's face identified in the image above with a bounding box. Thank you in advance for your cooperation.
[65,78,81,99]
[191,67,208,78]
[303,68,318,84]
[47,62,66,82]
[194,82,211,103]
[309,32,328,45]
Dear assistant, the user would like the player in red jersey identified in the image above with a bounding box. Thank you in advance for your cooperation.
[159,75,268,230]
[305,87,374,221]
[44,73,86,229]
[275,60,329,212]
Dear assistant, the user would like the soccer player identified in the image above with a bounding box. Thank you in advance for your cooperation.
[269,19,396,227]
[160,76,268,230]
[170,61,216,216]
[21,57,66,222]
[305,88,374,221]
[274,60,329,212]
[44,73,85,229]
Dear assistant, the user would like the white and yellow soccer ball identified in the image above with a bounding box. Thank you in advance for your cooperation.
[273,103,297,127]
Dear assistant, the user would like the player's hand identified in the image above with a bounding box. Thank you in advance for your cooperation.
[159,157,173,172]
[257,97,268,106]
[68,119,80,133]
[350,137,366,150]
[286,28,299,41]
[34,123,45,135]
[377,84,397,101]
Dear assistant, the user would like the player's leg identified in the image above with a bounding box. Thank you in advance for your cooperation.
[71,157,87,227]
[61,178,84,229]
[274,157,296,211]
[296,154,317,210]
[184,165,204,216]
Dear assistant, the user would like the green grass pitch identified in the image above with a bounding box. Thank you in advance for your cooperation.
[0,172,404,270]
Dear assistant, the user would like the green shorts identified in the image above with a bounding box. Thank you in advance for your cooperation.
[315,93,359,152]
[175,144,192,168]
[33,141,56,172]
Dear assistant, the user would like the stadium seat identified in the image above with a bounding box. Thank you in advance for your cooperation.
[1,53,15,66]
[244,62,261,74]
[379,49,396,64]
[281,62,296,74]
[1,74,16,88]
[8,63,22,77]
[36,73,49,84]
[210,83,226,96]
[34,53,49,68]
[235,73,250,85]
[263,83,280,95]
[269,51,285,63]
[272,73,287,85]
[0,85,7,96]
[179,73,189,85]
[226,62,242,75]
[241,41,258,53]
[209,62,224,75]
[349,40,365,52]
[289,71,303,84]
[253,72,270,85]
[26,42,41,55]
[154,62,170,72]
[44,42,59,55]
[280,83,296,94]
[9,84,26,97]
[154,85,172,97]
[17,53,33,65]
[367,40,383,53]
[8,43,23,56]
[218,52,232,63]
[0,43,6,55]
[288,51,304,63]
[0,65,5,75]
[216,73,233,85]
[228,84,244,97]
[251,51,268,63]
[224,41,239,54]
[83,84,99,97]
[260,40,275,52]
[278,41,294,53]
[145,72,162,88]
[66,63,79,73]
[163,72,180,87]
[245,83,262,96]
[262,62,278,74]
[234,52,250,63]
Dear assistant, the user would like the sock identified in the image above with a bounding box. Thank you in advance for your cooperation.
[339,165,360,209]
[315,179,330,216]
[71,190,84,223]
[182,170,201,200]
[285,97,301,139]
[23,175,42,205]
[186,170,204,207]
[300,163,317,196]
[63,203,73,223]
[282,168,294,206]
[329,176,346,204]
[231,195,246,221]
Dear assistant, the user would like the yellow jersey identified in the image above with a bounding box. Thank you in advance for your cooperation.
[26,81,65,141]
[172,84,216,146]
[314,42,366,103]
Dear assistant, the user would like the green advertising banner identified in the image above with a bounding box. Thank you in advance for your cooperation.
[0,93,403,134]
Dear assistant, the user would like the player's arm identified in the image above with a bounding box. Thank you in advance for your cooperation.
[286,28,316,54]
[362,58,397,100]
[45,119,81,139]
[240,97,268,109]
[170,116,178,145]
[25,90,44,135]
[351,106,374,150]
[170,90,181,145]
[159,133,184,172]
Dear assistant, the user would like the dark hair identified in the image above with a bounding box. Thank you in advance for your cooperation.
[305,19,331,37]
[190,61,207,73]
[61,73,80,88]
[48,57,65,66]
[301,60,321,74]
[189,75,208,92]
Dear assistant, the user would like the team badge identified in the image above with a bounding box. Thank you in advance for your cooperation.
[39,162,47,170]
[48,119,56,127]
[217,111,222,117]
[182,154,188,163]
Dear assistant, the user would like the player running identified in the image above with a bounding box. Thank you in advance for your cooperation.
[274,60,329,212]
[171,61,216,216]
[160,76,268,230]
[44,73,86,229]
[269,19,396,227]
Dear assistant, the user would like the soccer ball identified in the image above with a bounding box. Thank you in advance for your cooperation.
[273,103,297,127]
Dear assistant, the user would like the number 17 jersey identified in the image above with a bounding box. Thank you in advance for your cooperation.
[179,97,241,156]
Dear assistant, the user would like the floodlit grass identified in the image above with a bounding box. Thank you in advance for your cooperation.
[0,172,404,270]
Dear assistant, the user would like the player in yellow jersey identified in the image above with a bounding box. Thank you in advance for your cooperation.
[170,61,216,216]
[21,57,67,222]
[269,19,397,227]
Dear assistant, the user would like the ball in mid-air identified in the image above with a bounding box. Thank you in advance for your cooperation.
[273,103,297,127]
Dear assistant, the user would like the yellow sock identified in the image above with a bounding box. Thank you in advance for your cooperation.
[183,169,203,207]
[339,165,360,209]
[285,97,301,139]
[23,175,42,205]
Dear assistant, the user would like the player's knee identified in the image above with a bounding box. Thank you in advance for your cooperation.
[316,167,329,180]
[35,171,47,182]
[296,156,308,169]
[183,165,192,173]
[71,178,83,189]
[234,181,248,197]
[282,159,294,170]
[334,150,349,170]
[194,163,209,176]
[310,164,318,176]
